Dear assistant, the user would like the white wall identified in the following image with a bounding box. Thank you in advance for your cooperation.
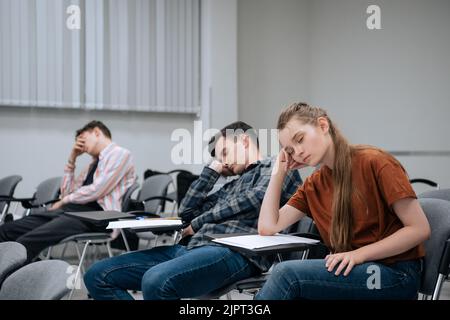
[238,0,311,131]
[238,0,450,192]
[0,107,197,197]
[204,0,239,130]
[308,0,450,191]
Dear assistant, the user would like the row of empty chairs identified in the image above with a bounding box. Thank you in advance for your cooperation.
[0,242,71,299]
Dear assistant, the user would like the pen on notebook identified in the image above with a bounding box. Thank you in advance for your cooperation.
[135,216,181,220]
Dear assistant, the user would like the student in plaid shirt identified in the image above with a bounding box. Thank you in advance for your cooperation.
[85,121,302,300]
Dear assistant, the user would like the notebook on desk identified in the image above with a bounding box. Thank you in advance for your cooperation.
[64,210,136,222]
[212,234,319,250]
[207,233,320,256]
[107,218,183,230]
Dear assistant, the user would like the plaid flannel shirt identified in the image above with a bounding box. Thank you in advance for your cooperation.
[179,157,302,272]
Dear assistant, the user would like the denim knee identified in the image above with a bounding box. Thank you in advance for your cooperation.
[84,260,107,292]
[141,267,175,300]
[271,261,298,281]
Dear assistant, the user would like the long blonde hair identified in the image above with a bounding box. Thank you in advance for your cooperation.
[277,102,398,252]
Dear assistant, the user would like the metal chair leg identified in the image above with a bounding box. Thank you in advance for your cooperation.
[46,246,53,259]
[120,229,131,252]
[301,249,310,260]
[69,240,91,300]
[432,273,446,300]
[60,242,69,259]
[0,203,9,223]
[74,242,86,274]
[106,241,113,258]
[173,231,180,244]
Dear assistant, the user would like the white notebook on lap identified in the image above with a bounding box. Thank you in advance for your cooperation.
[212,234,319,250]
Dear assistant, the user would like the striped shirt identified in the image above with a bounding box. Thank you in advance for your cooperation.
[60,142,136,211]
[179,157,302,272]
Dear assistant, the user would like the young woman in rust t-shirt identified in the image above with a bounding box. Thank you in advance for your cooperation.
[256,103,430,300]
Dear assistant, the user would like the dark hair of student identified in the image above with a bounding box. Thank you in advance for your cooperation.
[208,121,259,157]
[75,120,112,139]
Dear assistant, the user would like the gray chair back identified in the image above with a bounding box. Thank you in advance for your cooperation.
[33,177,62,206]
[418,198,450,296]
[0,260,71,300]
[0,175,22,215]
[121,182,139,212]
[0,175,22,197]
[137,174,173,213]
[419,188,450,202]
[0,242,27,288]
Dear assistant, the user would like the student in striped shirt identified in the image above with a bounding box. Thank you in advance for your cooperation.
[0,121,136,263]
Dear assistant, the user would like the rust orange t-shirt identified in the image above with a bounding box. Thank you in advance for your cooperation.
[287,148,425,265]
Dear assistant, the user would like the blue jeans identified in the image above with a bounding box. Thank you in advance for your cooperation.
[255,259,422,300]
[84,244,258,300]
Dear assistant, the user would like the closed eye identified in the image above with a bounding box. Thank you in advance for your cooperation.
[284,146,294,154]
[292,131,305,144]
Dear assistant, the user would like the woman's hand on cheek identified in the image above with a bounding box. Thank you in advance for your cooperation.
[287,158,307,170]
